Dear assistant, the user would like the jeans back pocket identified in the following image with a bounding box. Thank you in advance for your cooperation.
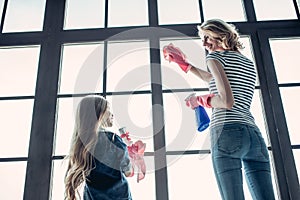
[216,126,244,154]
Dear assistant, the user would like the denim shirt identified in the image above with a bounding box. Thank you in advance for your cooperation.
[83,131,132,200]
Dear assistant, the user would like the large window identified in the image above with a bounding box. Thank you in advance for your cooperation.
[0,46,39,199]
[270,38,300,176]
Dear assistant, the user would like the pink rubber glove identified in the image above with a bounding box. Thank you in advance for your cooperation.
[185,93,215,109]
[163,43,191,73]
[127,140,146,182]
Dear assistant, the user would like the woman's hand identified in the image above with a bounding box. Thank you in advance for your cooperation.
[163,43,191,73]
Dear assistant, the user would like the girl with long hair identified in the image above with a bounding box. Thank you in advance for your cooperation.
[64,95,133,200]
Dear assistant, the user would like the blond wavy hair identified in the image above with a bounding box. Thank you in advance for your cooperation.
[64,95,110,200]
[197,19,244,51]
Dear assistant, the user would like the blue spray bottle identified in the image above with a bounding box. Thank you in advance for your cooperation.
[185,93,210,132]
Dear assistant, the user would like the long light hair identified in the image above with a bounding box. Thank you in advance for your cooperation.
[64,95,110,200]
[198,19,244,51]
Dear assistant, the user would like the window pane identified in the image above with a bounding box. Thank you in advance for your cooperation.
[293,150,300,181]
[167,155,227,199]
[160,38,207,90]
[59,43,104,94]
[202,0,246,22]
[0,162,27,200]
[2,0,46,32]
[157,0,201,25]
[64,0,105,29]
[0,46,40,97]
[167,155,213,199]
[107,41,151,92]
[127,156,155,200]
[163,92,211,151]
[108,0,148,27]
[279,87,300,145]
[270,38,300,84]
[107,94,154,152]
[55,97,83,156]
[0,0,5,25]
[52,159,79,200]
[0,100,33,157]
[253,0,297,21]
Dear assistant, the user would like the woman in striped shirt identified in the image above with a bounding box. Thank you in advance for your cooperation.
[164,19,275,200]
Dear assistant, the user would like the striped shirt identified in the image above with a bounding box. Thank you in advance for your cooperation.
[207,51,257,128]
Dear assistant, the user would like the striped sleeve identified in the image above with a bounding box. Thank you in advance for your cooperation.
[206,51,226,66]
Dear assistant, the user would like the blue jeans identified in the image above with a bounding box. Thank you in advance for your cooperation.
[210,123,275,200]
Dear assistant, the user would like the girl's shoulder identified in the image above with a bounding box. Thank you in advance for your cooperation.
[99,130,127,149]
